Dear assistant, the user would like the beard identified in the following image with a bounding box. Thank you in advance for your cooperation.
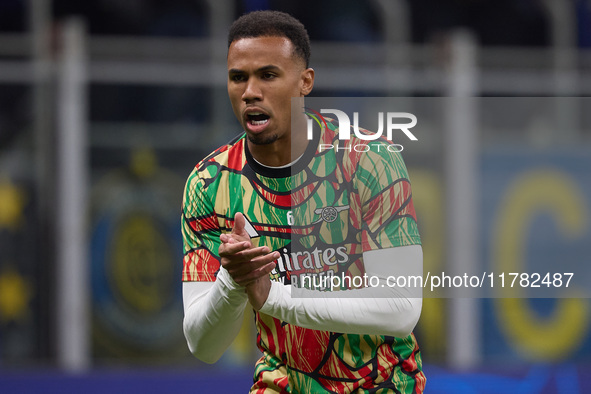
[247,132,278,145]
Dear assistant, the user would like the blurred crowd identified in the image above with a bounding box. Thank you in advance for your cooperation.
[0,0,564,46]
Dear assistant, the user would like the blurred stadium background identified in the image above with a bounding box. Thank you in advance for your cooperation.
[0,0,590,393]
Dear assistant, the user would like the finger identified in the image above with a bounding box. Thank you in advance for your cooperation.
[232,212,250,239]
[226,251,279,277]
[249,251,280,265]
[233,245,271,261]
[232,212,245,234]
[220,242,266,260]
[219,240,251,256]
[221,233,250,246]
[235,261,277,287]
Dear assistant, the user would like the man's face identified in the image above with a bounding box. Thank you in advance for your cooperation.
[227,36,313,146]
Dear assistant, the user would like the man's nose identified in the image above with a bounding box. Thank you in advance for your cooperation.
[242,79,262,102]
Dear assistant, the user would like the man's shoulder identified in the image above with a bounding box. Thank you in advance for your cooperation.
[190,132,246,174]
[184,132,246,190]
[199,132,245,165]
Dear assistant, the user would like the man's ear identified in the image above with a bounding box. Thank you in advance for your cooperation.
[300,68,315,96]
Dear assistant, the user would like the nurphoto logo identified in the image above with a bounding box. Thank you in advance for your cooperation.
[305,108,418,153]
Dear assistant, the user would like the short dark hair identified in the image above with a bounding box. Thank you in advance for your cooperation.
[228,10,311,68]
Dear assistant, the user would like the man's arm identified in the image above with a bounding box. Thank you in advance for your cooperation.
[183,213,278,363]
[252,245,423,338]
[182,268,247,363]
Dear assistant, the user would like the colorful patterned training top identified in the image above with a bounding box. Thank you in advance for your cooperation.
[182,119,425,394]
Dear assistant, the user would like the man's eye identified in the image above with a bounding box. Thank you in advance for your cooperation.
[262,73,276,79]
[230,74,246,82]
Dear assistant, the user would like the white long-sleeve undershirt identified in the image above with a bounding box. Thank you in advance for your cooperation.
[182,267,248,363]
[183,244,422,363]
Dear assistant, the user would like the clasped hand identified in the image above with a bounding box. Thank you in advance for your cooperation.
[219,212,278,310]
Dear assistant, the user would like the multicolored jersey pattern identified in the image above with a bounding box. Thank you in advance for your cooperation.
[182,119,425,394]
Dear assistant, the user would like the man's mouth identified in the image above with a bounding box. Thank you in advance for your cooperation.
[246,112,270,126]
